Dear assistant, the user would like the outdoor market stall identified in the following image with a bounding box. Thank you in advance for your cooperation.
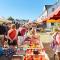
[0,19,12,24]
[0,28,49,60]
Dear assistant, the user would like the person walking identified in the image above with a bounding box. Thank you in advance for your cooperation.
[52,30,60,60]
[18,25,27,46]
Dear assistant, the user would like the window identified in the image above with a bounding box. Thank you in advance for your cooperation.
[52,8,54,11]
[51,23,54,26]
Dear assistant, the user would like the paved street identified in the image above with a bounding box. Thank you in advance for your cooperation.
[40,33,52,43]
[40,32,58,60]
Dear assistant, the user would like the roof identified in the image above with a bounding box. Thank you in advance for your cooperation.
[45,5,53,10]
[45,1,59,10]
[48,6,60,19]
[50,11,60,20]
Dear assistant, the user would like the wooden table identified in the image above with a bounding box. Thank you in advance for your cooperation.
[12,55,24,60]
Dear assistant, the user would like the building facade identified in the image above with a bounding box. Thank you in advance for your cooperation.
[37,0,60,28]
[45,1,60,28]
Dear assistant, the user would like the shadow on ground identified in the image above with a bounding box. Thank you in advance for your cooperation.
[43,43,56,60]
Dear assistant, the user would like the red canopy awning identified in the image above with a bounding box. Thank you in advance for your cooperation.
[48,7,60,19]
[50,11,60,20]
[42,6,60,22]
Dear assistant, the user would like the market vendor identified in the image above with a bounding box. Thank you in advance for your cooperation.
[29,28,43,48]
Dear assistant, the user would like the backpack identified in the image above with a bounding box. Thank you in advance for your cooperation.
[9,29,17,40]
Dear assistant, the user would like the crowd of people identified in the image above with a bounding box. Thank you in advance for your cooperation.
[0,22,60,60]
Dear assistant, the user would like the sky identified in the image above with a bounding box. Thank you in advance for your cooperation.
[0,0,57,20]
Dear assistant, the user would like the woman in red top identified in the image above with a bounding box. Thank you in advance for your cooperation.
[7,24,18,47]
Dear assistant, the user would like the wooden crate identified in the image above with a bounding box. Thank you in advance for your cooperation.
[12,55,23,60]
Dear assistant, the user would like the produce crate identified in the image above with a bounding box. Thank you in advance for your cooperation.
[12,55,23,60]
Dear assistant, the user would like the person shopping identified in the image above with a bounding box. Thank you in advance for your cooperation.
[7,24,18,48]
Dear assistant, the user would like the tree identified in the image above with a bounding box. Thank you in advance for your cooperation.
[7,16,14,21]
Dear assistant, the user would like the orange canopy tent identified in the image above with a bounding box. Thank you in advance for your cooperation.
[46,19,60,23]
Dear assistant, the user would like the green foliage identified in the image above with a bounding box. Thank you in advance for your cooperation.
[58,23,60,27]
[7,16,14,21]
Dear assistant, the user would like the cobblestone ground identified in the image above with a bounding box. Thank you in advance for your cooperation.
[40,33,58,60]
